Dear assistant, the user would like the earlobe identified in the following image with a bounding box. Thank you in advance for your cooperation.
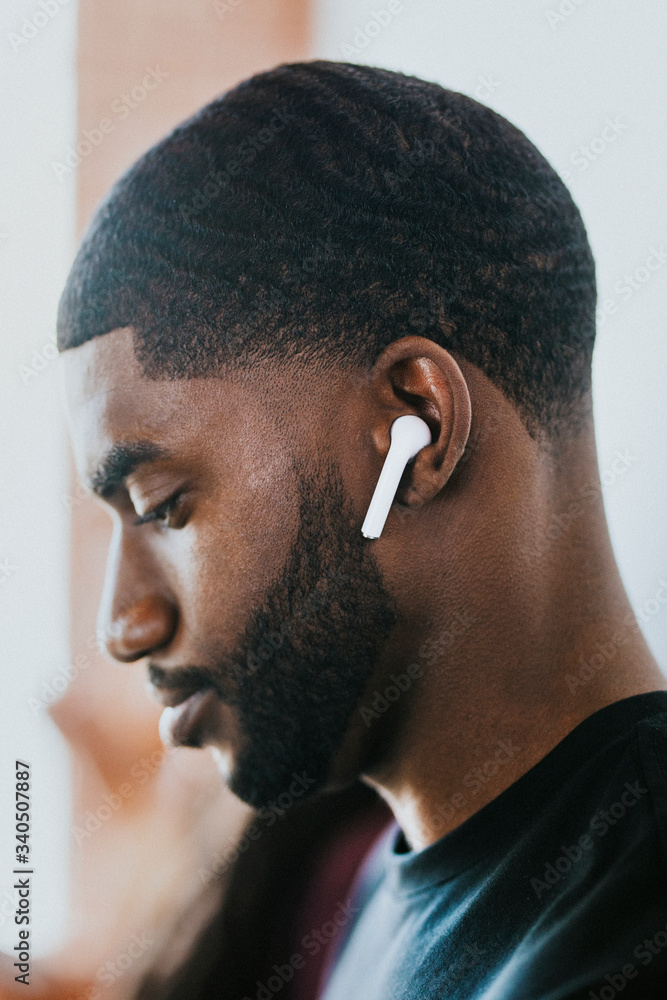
[365,336,472,524]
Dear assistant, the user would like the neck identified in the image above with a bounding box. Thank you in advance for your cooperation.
[362,420,665,851]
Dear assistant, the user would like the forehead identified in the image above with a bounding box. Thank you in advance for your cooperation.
[61,327,279,486]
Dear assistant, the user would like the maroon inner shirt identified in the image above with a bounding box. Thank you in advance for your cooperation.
[286,801,394,1000]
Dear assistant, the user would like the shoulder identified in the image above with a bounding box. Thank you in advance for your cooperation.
[514,709,667,999]
[634,709,667,860]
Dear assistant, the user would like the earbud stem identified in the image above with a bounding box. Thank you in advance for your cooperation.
[361,415,432,539]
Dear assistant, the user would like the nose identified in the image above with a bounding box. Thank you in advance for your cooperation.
[103,594,178,662]
[99,526,178,663]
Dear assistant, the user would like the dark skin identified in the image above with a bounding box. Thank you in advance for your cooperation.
[63,326,665,851]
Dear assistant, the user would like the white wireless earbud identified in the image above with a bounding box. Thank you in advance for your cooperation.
[361,414,432,539]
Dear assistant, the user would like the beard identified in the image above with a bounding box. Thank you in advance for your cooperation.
[220,459,397,809]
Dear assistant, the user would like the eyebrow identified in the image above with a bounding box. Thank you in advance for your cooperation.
[89,441,171,498]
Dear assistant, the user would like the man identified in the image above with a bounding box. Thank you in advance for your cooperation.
[58,60,667,999]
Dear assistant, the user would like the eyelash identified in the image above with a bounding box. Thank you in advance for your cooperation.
[133,492,185,529]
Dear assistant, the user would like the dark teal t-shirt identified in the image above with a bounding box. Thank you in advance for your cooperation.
[320,692,667,1000]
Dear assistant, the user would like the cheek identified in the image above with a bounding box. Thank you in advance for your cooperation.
[175,470,300,651]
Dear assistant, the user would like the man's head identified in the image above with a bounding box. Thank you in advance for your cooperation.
[59,60,598,810]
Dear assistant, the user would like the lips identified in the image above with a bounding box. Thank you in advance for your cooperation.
[157,686,219,748]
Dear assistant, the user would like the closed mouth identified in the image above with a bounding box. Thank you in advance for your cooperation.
[157,686,220,748]
[148,681,207,709]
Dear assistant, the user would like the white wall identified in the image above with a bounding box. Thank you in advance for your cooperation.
[0,0,77,956]
[314,0,667,668]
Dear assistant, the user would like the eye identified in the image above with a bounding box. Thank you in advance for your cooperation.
[133,492,186,529]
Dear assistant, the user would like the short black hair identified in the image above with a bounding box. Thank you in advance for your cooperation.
[57,59,597,442]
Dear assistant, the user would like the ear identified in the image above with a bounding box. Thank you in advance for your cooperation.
[367,336,472,509]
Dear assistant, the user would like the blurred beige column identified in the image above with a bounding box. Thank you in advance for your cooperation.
[49,0,312,993]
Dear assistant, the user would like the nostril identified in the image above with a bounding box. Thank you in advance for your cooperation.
[104,595,177,662]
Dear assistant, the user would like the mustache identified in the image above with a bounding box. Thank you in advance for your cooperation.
[147,662,225,698]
